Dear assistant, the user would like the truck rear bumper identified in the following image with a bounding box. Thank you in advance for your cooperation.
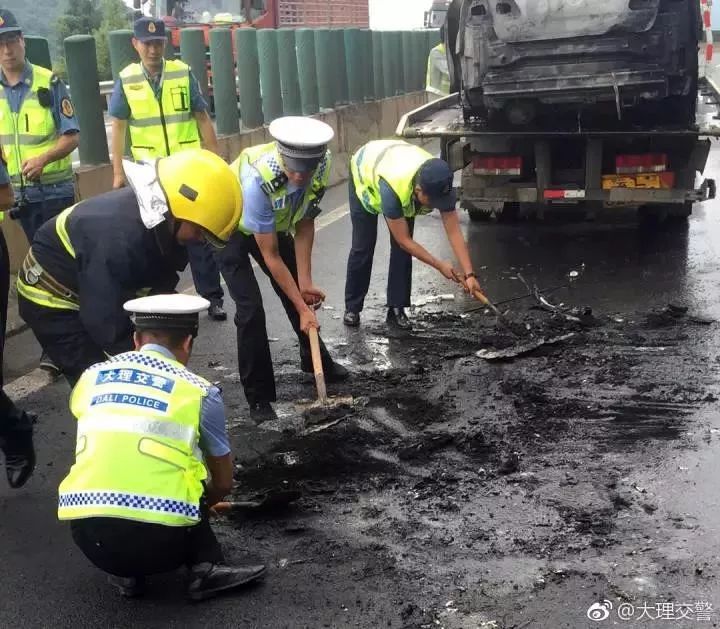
[460,179,716,208]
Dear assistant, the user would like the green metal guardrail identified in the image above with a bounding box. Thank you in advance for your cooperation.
[25,28,439,166]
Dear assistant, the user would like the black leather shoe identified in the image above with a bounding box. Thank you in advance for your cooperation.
[208,302,227,321]
[188,562,267,601]
[108,575,145,598]
[343,311,360,327]
[249,401,278,423]
[0,422,35,489]
[300,358,350,383]
[386,307,412,330]
[39,352,61,375]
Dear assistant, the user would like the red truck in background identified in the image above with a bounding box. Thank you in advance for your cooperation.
[160,0,369,47]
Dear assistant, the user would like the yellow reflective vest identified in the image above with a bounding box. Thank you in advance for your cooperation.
[0,63,73,187]
[58,348,211,527]
[120,60,200,160]
[426,43,451,96]
[232,142,331,235]
[350,140,433,218]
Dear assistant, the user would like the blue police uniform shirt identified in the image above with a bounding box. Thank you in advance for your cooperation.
[108,61,209,120]
[240,161,309,234]
[140,343,231,458]
[0,158,9,186]
[379,179,454,219]
[0,63,79,203]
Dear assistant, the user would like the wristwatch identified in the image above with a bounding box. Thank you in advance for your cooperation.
[464,272,477,280]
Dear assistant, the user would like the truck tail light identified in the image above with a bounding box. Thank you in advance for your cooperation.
[615,153,668,174]
[473,155,522,176]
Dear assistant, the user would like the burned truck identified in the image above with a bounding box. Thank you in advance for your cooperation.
[400,0,718,221]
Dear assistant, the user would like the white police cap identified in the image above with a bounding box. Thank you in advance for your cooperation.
[124,294,210,337]
[269,116,334,161]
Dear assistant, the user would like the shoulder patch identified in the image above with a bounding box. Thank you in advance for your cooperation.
[60,97,74,118]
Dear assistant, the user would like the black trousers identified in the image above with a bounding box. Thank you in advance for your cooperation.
[344,178,415,314]
[186,240,224,303]
[18,296,107,387]
[218,230,334,406]
[0,230,31,434]
[71,514,224,578]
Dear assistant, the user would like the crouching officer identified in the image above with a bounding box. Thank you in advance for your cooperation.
[218,116,348,421]
[17,149,241,390]
[59,294,266,600]
[344,140,482,330]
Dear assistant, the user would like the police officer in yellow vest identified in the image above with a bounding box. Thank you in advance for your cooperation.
[0,9,80,373]
[344,140,482,330]
[109,17,227,322]
[218,117,348,422]
[426,25,451,97]
[59,293,266,600]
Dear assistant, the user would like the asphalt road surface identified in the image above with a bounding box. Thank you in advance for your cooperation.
[5,146,720,628]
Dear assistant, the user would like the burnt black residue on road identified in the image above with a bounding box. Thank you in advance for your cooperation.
[217,298,720,629]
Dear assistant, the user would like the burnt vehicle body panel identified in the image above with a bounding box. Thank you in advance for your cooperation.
[457,0,702,125]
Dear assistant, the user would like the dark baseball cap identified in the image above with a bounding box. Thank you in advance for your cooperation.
[0,10,22,37]
[417,158,456,211]
[133,17,167,42]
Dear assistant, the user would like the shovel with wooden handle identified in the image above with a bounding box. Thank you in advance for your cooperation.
[296,327,355,426]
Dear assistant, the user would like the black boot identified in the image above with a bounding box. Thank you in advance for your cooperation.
[208,301,227,321]
[0,413,36,489]
[300,355,350,383]
[343,311,360,327]
[187,562,267,601]
[386,307,412,331]
[248,401,278,423]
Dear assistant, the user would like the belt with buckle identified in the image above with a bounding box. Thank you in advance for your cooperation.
[21,249,79,304]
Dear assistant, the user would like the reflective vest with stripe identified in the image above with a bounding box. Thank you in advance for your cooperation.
[351,140,433,218]
[58,349,210,527]
[120,60,200,160]
[0,63,73,187]
[232,142,331,235]
[426,43,451,96]
[16,205,79,310]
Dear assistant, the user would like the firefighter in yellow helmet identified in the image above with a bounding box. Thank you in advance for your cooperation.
[17,149,242,395]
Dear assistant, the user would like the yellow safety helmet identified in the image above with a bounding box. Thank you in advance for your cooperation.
[156,149,242,246]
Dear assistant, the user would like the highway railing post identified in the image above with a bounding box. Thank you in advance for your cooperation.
[277,28,302,116]
[24,37,52,70]
[296,28,319,115]
[210,28,240,135]
[235,28,264,129]
[180,28,210,104]
[64,35,109,164]
[344,28,362,104]
[381,31,394,99]
[314,28,335,110]
[257,29,283,123]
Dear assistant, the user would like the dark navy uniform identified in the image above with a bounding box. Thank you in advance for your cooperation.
[18,188,187,385]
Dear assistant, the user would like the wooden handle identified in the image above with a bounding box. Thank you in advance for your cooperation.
[472,289,490,305]
[308,327,328,403]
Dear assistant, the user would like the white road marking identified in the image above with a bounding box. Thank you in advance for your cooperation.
[9,202,353,399]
